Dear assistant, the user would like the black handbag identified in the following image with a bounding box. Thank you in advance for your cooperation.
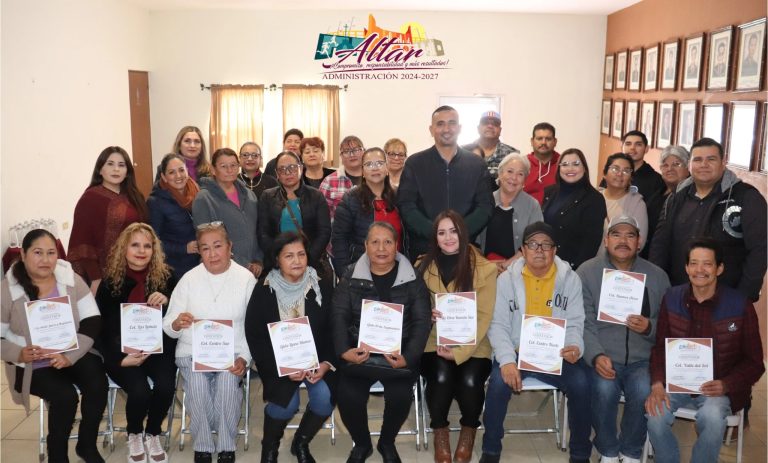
[343,354,414,380]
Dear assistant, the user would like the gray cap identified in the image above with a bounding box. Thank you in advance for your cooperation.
[607,215,640,233]
[659,145,690,165]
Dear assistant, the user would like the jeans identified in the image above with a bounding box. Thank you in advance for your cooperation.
[481,359,593,459]
[646,394,731,463]
[264,378,334,420]
[591,360,650,459]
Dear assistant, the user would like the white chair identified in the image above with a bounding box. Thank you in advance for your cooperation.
[105,374,175,451]
[367,380,422,450]
[285,381,338,445]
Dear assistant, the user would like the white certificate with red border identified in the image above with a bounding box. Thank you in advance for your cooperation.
[268,316,320,377]
[435,292,477,346]
[25,296,79,354]
[120,303,163,354]
[597,269,646,325]
[665,338,713,394]
[517,315,566,375]
[192,319,234,371]
[357,299,403,355]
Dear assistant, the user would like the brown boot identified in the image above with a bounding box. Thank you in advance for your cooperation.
[433,427,452,463]
[453,426,477,463]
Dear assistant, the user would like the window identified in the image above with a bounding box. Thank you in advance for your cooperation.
[438,95,502,145]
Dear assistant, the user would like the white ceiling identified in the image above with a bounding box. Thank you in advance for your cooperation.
[125,0,641,15]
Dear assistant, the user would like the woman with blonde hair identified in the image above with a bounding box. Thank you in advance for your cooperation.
[172,126,211,181]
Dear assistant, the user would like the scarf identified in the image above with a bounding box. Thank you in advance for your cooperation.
[160,177,199,211]
[264,266,322,320]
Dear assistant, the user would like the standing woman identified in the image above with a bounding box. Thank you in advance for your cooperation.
[172,126,211,182]
[238,142,278,198]
[192,148,264,278]
[147,153,200,280]
[383,138,408,190]
[417,211,497,463]
[542,148,607,270]
[2,229,107,463]
[300,137,335,189]
[96,223,176,463]
[69,146,148,293]
[245,232,336,463]
[163,223,255,463]
[332,147,402,277]
[600,153,649,248]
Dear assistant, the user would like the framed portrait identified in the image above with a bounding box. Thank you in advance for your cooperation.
[601,100,612,135]
[629,48,643,91]
[676,101,699,150]
[644,44,659,91]
[615,50,628,89]
[760,102,768,172]
[735,18,766,91]
[701,103,727,145]
[656,101,675,148]
[726,101,758,169]
[625,100,639,132]
[682,34,704,90]
[661,40,679,90]
[612,100,624,139]
[604,55,615,90]
[641,101,657,145]
[706,26,733,91]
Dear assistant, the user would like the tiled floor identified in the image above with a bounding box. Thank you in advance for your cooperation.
[1,370,766,462]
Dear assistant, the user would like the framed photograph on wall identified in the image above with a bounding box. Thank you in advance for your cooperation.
[641,101,657,145]
[612,100,624,138]
[656,101,675,148]
[661,40,680,90]
[726,101,758,169]
[760,102,768,172]
[701,103,727,145]
[629,48,643,91]
[735,18,766,91]
[682,34,704,90]
[616,50,628,89]
[604,55,615,90]
[601,100,612,135]
[625,100,639,132]
[644,44,659,91]
[706,26,733,91]
[677,101,699,150]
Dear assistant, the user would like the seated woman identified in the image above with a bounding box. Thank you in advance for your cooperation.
[96,223,177,463]
[2,229,107,463]
[163,223,255,463]
[417,211,497,463]
[332,147,401,277]
[245,232,335,463]
[147,153,200,280]
[600,152,649,248]
[333,222,431,463]
[238,142,278,198]
[383,138,407,190]
[300,137,335,189]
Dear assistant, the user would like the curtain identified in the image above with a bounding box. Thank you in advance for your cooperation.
[282,85,340,166]
[209,84,264,153]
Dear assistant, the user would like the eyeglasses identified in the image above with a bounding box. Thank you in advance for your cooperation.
[363,160,387,170]
[386,152,407,160]
[240,152,261,159]
[524,241,555,251]
[196,221,225,231]
[341,147,364,157]
[608,165,633,176]
[276,164,300,175]
[559,160,582,168]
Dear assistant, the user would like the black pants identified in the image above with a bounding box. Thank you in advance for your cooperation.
[106,353,176,435]
[420,353,492,429]
[18,353,108,463]
[336,373,416,447]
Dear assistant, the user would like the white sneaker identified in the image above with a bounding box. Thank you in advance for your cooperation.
[127,433,147,463]
[620,453,641,463]
[144,434,168,463]
[600,457,620,463]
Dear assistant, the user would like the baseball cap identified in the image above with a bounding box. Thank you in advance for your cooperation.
[479,111,501,123]
[523,221,557,246]
[607,215,640,233]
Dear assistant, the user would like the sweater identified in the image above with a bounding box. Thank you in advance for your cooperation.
[601,186,649,248]
[477,189,543,255]
[147,185,199,279]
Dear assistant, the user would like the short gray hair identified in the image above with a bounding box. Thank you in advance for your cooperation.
[498,152,531,177]
[366,221,398,241]
[660,145,690,165]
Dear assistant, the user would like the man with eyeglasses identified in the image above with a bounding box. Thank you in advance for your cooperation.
[481,222,593,463]
[318,135,365,220]
[238,142,278,198]
[577,216,670,463]
[462,111,519,183]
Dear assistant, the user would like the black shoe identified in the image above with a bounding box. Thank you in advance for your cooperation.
[290,410,328,463]
[346,444,373,463]
[479,453,501,463]
[74,445,105,463]
[376,441,402,463]
[194,451,213,463]
[261,413,290,463]
[217,451,236,463]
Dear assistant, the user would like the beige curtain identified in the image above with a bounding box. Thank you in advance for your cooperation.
[209,84,264,153]
[282,85,340,166]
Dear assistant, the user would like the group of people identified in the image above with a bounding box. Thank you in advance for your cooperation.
[1,105,766,463]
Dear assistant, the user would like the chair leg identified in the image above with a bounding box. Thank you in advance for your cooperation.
[243,368,250,451]
[179,388,187,451]
[330,411,336,445]
[552,389,560,449]
[736,410,744,463]
[560,393,568,451]
[419,377,429,450]
[39,399,46,462]
[413,384,421,451]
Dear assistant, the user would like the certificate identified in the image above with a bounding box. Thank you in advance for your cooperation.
[597,269,646,325]
[25,296,78,354]
[665,338,714,394]
[268,316,320,377]
[192,319,235,372]
[435,292,477,346]
[357,299,403,354]
[120,303,163,354]
[517,315,566,375]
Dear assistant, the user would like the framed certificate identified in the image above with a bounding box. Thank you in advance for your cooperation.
[665,338,714,394]
[357,300,403,354]
[192,319,235,372]
[597,269,646,325]
[435,292,477,346]
[25,296,79,355]
[517,315,566,376]
[268,316,320,377]
[120,303,163,354]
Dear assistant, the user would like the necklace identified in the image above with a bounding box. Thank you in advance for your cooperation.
[207,269,231,302]
[240,172,263,190]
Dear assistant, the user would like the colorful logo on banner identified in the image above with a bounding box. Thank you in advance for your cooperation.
[316,14,450,80]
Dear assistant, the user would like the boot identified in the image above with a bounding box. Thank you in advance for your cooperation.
[432,427,452,463]
[453,426,476,463]
[260,413,289,463]
[290,410,328,463]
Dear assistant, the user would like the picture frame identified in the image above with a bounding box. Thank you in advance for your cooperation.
[644,44,660,91]
[661,39,680,90]
[706,26,733,91]
[656,101,675,148]
[760,102,768,172]
[625,100,639,133]
[615,50,628,90]
[682,34,705,90]
[726,101,758,169]
[735,18,766,91]
[612,99,625,139]
[629,48,643,91]
[641,101,657,146]
[676,101,699,151]
[601,100,612,135]
[604,55,615,90]
[701,103,728,145]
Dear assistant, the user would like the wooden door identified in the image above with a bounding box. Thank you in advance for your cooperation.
[128,70,153,197]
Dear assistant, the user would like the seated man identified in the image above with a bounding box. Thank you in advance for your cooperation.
[645,237,765,463]
[577,216,670,463]
[481,222,592,463]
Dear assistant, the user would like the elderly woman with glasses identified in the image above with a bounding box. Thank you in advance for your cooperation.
[383,138,408,190]
[599,153,648,248]
[238,142,278,198]
[163,222,255,463]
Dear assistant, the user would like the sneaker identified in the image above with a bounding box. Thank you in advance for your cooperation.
[127,433,147,463]
[143,434,167,463]
[619,454,641,463]
[600,457,620,463]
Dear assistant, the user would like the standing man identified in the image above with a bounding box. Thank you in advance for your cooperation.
[578,216,670,463]
[523,123,560,204]
[318,135,365,220]
[645,238,764,463]
[462,110,519,181]
[649,138,767,302]
[398,106,494,259]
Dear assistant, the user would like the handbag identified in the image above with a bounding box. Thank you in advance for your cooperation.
[343,353,414,380]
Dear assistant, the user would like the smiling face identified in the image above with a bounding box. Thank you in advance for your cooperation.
[179,131,202,160]
[622,135,649,164]
[685,247,723,293]
[558,153,585,184]
[498,158,526,195]
[659,154,690,189]
[689,145,725,189]
[283,134,302,154]
[239,143,262,173]
[362,150,388,186]
[125,231,153,271]
[385,143,407,173]
[21,235,58,281]
[429,109,461,149]
[278,241,308,283]
[100,152,128,191]
[436,217,460,255]
[160,157,189,192]
[198,229,232,275]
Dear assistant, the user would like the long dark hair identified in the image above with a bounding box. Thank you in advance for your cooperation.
[89,146,149,220]
[359,148,396,213]
[555,148,596,192]
[12,229,57,300]
[417,210,475,292]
